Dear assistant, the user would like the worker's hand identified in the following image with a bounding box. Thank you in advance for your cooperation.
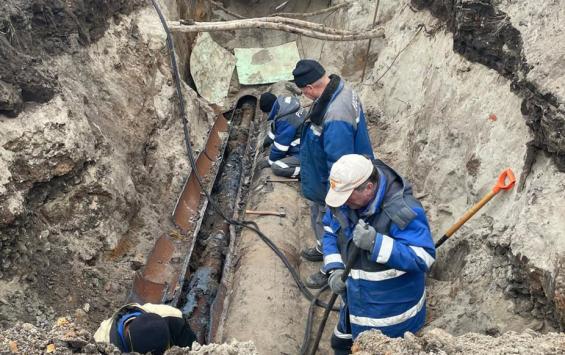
[256,159,271,170]
[262,135,273,149]
[352,219,376,251]
[328,269,346,295]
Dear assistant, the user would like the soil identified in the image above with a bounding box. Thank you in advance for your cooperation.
[0,0,144,116]
[0,0,564,354]
[0,0,214,332]
[353,328,565,355]
[0,317,258,354]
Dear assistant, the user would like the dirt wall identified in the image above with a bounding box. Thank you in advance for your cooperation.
[0,1,214,330]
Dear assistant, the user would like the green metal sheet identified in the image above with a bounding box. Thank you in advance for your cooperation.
[234,42,301,85]
[190,33,236,104]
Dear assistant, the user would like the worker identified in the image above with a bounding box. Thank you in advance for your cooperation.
[322,154,435,354]
[93,303,197,354]
[257,92,305,178]
[292,59,374,289]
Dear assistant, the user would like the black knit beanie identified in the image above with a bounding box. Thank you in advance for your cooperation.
[292,59,326,87]
[259,92,277,113]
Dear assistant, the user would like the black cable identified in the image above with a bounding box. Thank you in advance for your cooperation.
[300,285,328,355]
[149,0,337,312]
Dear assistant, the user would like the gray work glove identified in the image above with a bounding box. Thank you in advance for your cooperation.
[328,269,346,295]
[352,219,377,251]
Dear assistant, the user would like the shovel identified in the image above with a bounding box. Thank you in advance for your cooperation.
[435,168,516,248]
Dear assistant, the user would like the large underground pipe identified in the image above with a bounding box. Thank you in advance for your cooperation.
[178,96,257,344]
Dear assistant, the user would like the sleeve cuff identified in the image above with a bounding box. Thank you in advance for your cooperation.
[323,253,345,273]
[323,263,345,274]
[370,233,394,264]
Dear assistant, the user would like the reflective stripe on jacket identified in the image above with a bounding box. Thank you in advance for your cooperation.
[267,96,305,164]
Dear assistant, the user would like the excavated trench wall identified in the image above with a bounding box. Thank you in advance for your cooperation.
[300,0,565,334]
[0,0,214,330]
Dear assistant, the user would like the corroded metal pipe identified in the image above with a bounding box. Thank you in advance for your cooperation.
[178,96,257,343]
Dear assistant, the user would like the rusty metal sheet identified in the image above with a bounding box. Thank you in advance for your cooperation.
[173,114,229,233]
[128,235,175,304]
[130,273,168,304]
[234,42,300,85]
[130,112,230,304]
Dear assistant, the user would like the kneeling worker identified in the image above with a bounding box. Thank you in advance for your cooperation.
[258,92,305,178]
[322,154,436,354]
[94,303,197,354]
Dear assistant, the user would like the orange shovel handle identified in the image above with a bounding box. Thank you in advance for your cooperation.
[436,168,516,247]
[492,168,516,193]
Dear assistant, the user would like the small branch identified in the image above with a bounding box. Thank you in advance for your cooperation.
[361,0,380,82]
[170,19,385,41]
[262,16,356,35]
[272,2,351,18]
[183,16,358,35]
[210,1,246,19]
[368,25,423,84]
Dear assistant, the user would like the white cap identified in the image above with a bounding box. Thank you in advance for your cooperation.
[325,154,374,207]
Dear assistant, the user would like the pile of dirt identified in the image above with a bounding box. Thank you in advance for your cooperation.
[353,328,565,355]
[0,317,257,354]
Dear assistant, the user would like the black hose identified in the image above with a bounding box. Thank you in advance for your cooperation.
[148,0,337,312]
[308,245,360,355]
[300,285,328,355]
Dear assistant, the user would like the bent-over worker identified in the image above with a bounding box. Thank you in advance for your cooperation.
[94,303,197,354]
[322,154,435,354]
[258,92,305,178]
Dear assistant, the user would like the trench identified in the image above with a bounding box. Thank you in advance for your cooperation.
[3,0,565,353]
[125,0,563,352]
[127,93,260,339]
[124,1,334,351]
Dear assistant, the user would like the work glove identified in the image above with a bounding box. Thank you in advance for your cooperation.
[352,219,377,251]
[256,159,271,170]
[328,269,346,295]
[262,135,273,149]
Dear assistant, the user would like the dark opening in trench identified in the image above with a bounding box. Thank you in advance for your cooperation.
[177,96,259,344]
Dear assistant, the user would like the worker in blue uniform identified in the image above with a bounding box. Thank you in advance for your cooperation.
[322,154,435,354]
[292,59,375,289]
[258,92,305,178]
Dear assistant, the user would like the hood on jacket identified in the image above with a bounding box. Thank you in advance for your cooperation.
[272,95,301,119]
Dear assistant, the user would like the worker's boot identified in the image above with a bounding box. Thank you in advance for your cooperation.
[301,246,323,262]
[305,270,328,289]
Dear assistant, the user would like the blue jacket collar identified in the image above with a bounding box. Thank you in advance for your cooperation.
[359,168,387,217]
